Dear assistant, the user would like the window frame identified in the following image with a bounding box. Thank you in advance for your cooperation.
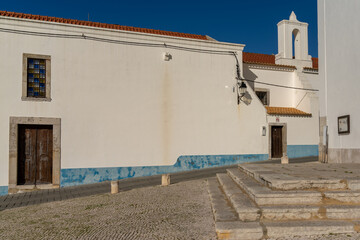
[22,53,51,102]
[255,88,270,106]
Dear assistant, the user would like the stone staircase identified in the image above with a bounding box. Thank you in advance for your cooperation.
[207,164,360,239]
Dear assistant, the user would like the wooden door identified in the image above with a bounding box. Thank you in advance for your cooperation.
[18,125,53,185]
[271,126,283,158]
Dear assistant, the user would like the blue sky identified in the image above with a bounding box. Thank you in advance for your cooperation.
[1,0,318,57]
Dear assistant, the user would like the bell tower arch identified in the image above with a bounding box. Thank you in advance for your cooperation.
[275,11,312,68]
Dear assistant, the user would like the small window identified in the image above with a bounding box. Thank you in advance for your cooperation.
[255,89,269,106]
[22,54,51,101]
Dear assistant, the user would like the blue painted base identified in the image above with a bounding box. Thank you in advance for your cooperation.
[287,145,318,159]
[0,186,8,196]
[61,154,268,187]
[0,147,318,195]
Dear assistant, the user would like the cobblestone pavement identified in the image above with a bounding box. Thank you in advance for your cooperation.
[0,165,232,211]
[0,179,217,240]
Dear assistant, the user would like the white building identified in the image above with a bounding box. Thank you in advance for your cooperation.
[0,11,319,195]
[318,0,360,163]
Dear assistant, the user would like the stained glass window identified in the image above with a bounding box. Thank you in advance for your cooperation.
[27,58,46,97]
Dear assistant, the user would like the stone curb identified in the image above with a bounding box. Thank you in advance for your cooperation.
[215,221,263,240]
[262,205,360,221]
[207,178,238,222]
[261,205,323,221]
[265,220,356,238]
[325,191,360,203]
[326,206,360,219]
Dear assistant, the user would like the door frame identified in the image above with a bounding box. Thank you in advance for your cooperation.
[9,117,61,193]
[269,123,287,159]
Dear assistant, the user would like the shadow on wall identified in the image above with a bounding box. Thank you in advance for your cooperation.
[243,67,258,91]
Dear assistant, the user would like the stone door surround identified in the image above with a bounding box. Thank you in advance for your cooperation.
[9,117,61,193]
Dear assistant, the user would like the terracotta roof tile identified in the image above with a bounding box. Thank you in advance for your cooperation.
[0,10,208,40]
[303,58,318,71]
[303,67,318,71]
[312,57,318,69]
[265,107,312,117]
[243,52,275,64]
[243,52,296,69]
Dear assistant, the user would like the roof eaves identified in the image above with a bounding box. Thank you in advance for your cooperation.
[0,10,208,41]
[303,67,318,71]
[265,107,312,117]
[267,112,312,117]
[244,61,297,69]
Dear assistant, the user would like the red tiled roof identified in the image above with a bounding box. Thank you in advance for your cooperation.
[0,10,208,40]
[243,52,296,69]
[243,52,318,70]
[265,107,312,117]
[243,52,275,64]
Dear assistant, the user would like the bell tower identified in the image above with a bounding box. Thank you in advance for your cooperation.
[275,11,312,68]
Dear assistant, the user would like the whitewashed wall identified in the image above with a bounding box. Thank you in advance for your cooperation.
[318,0,360,162]
[244,65,319,147]
[0,16,269,189]
[244,66,296,107]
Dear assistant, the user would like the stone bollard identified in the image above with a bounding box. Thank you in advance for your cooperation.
[111,180,119,194]
[281,154,289,164]
[162,174,170,186]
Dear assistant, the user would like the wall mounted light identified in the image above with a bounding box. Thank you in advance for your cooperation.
[238,81,247,104]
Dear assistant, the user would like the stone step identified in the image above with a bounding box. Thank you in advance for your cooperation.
[348,179,360,190]
[261,205,324,221]
[216,221,263,240]
[239,164,348,190]
[239,164,360,191]
[238,165,360,204]
[216,173,260,221]
[227,168,323,205]
[326,205,360,219]
[261,203,360,221]
[324,191,360,204]
[207,177,238,222]
[264,220,356,239]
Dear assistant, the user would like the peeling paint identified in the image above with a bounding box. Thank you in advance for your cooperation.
[60,154,269,187]
[0,186,8,196]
